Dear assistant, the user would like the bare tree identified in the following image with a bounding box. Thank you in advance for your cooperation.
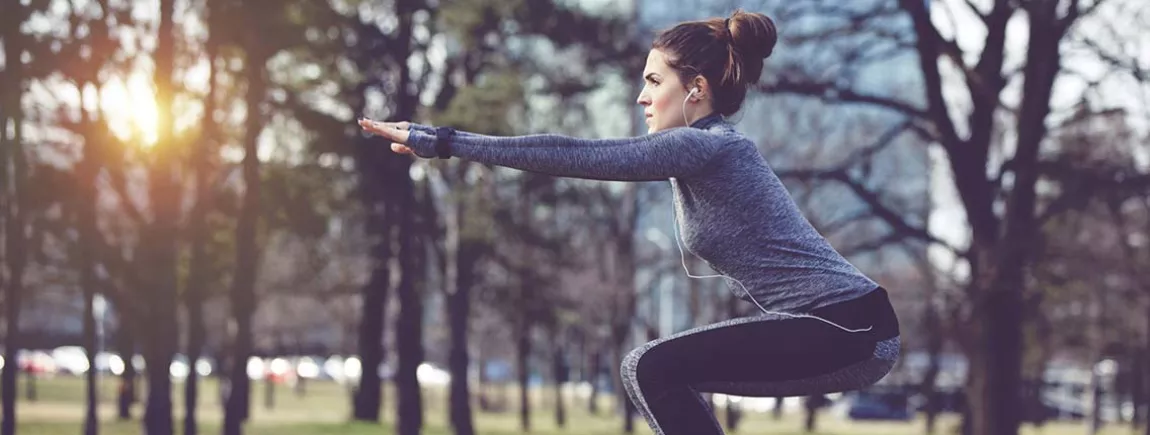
[761,1,1150,433]
[0,1,30,433]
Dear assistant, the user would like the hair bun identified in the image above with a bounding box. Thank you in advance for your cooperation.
[727,9,777,59]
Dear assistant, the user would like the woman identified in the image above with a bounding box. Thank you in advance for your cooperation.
[360,9,900,435]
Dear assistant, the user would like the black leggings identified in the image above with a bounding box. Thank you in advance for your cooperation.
[621,287,900,435]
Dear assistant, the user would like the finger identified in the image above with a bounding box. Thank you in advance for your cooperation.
[362,121,397,140]
[390,143,413,155]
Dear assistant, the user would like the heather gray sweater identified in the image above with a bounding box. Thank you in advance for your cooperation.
[408,113,879,313]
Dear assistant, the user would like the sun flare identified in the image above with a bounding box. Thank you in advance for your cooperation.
[100,73,161,148]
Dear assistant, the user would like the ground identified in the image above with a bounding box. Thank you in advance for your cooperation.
[10,376,1139,435]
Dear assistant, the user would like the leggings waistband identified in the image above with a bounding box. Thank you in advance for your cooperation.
[809,287,900,341]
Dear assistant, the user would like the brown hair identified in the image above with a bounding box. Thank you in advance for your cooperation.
[651,9,778,116]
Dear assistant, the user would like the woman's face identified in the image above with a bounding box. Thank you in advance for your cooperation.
[636,49,690,134]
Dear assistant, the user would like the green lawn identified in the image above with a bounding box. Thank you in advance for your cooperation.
[10,376,1140,435]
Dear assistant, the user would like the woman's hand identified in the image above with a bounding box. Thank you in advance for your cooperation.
[358,118,415,155]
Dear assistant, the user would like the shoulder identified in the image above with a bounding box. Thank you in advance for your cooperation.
[653,126,743,147]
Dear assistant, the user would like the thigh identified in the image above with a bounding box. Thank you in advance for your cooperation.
[633,314,880,390]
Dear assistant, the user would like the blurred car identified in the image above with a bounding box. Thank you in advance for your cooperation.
[847,390,912,421]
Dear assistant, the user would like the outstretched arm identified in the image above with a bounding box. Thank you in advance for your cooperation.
[365,120,733,181]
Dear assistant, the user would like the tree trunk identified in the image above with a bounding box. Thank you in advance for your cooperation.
[82,286,99,435]
[772,397,783,420]
[264,378,274,410]
[553,340,567,428]
[1144,337,1150,435]
[1131,349,1143,428]
[353,245,388,422]
[587,350,601,415]
[611,342,635,434]
[447,235,477,435]
[183,293,204,435]
[963,246,1027,435]
[142,0,182,433]
[391,0,421,431]
[0,1,27,431]
[74,33,105,435]
[516,314,532,433]
[921,298,943,435]
[223,9,267,433]
[183,0,219,431]
[118,325,138,420]
[351,77,390,420]
[803,395,826,432]
[395,162,424,435]
[78,138,100,435]
[725,397,740,432]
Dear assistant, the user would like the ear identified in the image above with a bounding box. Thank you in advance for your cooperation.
[691,76,710,101]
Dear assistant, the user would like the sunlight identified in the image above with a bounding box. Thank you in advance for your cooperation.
[100,72,160,148]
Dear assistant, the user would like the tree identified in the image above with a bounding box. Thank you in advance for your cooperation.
[762,1,1150,433]
[182,0,225,431]
[0,0,36,432]
[221,0,274,432]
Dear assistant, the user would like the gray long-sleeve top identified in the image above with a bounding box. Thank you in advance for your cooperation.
[407,113,879,314]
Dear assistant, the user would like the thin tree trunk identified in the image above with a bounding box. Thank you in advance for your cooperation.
[142,0,182,433]
[223,9,267,433]
[516,313,531,433]
[80,218,99,435]
[587,349,600,415]
[553,339,567,428]
[920,279,943,434]
[183,1,219,432]
[118,324,138,420]
[0,0,27,431]
[183,293,204,435]
[1144,333,1150,435]
[351,80,389,421]
[725,397,740,431]
[392,0,421,431]
[447,230,477,435]
[1130,349,1143,428]
[353,249,388,422]
[613,343,636,434]
[395,163,424,435]
[804,396,819,432]
[264,377,275,410]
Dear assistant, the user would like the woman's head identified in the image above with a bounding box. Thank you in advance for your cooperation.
[637,9,777,133]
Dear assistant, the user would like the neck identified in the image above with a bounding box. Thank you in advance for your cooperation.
[689,111,723,129]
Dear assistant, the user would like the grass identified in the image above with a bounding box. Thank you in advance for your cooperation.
[10,376,1143,435]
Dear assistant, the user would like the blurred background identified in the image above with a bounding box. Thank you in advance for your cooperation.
[1,0,1148,434]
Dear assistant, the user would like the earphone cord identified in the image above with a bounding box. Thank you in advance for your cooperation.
[675,90,869,333]
[666,179,873,334]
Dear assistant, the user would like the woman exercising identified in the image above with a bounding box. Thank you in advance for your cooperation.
[359,9,900,435]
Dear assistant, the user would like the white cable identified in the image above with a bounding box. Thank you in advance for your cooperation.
[675,90,869,333]
[666,178,873,334]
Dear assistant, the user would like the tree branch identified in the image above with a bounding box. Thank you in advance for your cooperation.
[777,167,966,258]
[839,231,912,258]
[1077,36,1148,82]
[102,169,148,227]
[753,79,927,119]
[1036,160,1150,224]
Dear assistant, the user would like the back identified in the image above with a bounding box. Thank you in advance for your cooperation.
[671,116,878,313]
